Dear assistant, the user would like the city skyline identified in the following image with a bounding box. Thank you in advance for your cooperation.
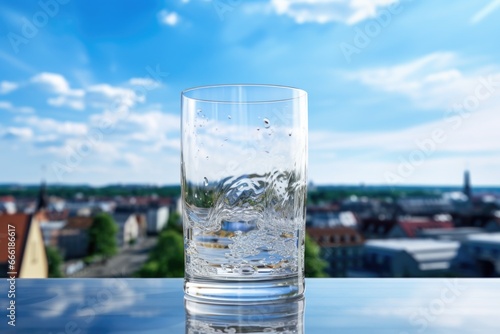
[1,1,500,186]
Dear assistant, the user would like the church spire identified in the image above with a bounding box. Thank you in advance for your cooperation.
[463,169,472,200]
[36,179,48,212]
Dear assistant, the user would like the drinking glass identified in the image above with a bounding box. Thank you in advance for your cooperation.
[181,84,308,302]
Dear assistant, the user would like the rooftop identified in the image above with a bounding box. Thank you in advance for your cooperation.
[467,233,500,244]
[366,239,460,253]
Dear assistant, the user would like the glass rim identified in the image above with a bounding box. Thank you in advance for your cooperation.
[181,84,307,104]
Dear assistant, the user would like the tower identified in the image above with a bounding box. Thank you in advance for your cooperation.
[463,170,472,200]
[36,180,48,212]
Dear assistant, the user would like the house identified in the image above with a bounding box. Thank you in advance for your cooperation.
[396,197,456,217]
[306,206,358,229]
[0,196,17,214]
[40,221,66,247]
[453,233,500,277]
[387,217,454,238]
[417,227,484,242]
[0,213,48,278]
[146,206,169,234]
[359,218,397,239]
[113,213,140,247]
[357,239,460,277]
[115,203,169,235]
[58,217,93,259]
[308,226,364,277]
[483,212,500,232]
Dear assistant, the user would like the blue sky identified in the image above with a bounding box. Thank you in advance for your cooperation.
[1,0,500,186]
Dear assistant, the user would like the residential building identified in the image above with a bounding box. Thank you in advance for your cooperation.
[306,206,358,229]
[113,213,140,247]
[396,197,456,217]
[453,233,500,277]
[417,227,484,242]
[146,206,169,234]
[0,213,48,278]
[358,239,460,277]
[0,196,17,214]
[58,217,93,259]
[387,217,454,238]
[359,218,397,239]
[307,227,364,277]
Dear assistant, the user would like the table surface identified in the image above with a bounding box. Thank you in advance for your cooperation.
[0,278,498,333]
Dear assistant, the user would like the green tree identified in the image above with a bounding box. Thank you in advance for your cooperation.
[136,229,184,277]
[88,213,118,259]
[165,211,182,233]
[46,246,64,278]
[304,233,328,278]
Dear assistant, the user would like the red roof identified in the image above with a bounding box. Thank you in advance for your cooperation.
[0,196,15,202]
[65,217,93,230]
[0,214,30,273]
[398,219,454,238]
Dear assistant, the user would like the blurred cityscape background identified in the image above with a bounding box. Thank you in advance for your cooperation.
[2,173,500,279]
[1,1,500,278]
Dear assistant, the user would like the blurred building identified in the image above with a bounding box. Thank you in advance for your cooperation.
[0,196,17,214]
[396,197,456,217]
[146,206,169,234]
[359,218,397,239]
[113,212,142,248]
[306,206,358,229]
[387,217,454,238]
[453,233,500,277]
[417,227,484,241]
[355,239,460,277]
[58,217,93,259]
[0,213,48,278]
[308,227,364,277]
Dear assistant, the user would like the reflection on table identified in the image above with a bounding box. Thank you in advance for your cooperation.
[185,297,304,333]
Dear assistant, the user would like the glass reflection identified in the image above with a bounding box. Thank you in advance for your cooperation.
[185,297,305,334]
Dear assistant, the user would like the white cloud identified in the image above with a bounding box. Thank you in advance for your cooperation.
[270,0,400,25]
[0,101,34,114]
[128,77,159,88]
[346,52,500,110]
[48,95,85,110]
[0,81,18,94]
[307,53,500,185]
[18,116,88,136]
[158,10,180,26]
[31,72,72,94]
[31,72,85,110]
[29,72,148,111]
[0,127,33,140]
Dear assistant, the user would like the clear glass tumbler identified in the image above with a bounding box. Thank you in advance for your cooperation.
[181,84,308,303]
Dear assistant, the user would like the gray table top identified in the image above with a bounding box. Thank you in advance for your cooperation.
[0,278,498,333]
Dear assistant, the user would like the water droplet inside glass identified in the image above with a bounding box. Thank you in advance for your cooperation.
[206,156,209,160]
[263,118,270,128]
[228,115,232,119]
[289,132,292,137]
[197,109,202,113]
[203,177,208,186]
[257,128,260,131]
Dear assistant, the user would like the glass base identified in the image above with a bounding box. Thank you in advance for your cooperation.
[184,276,305,304]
